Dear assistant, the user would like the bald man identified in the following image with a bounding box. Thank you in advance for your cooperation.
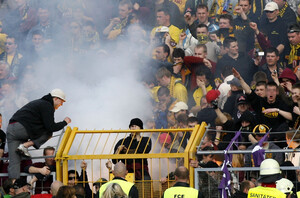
[99,162,138,198]
[163,166,204,198]
[50,181,63,197]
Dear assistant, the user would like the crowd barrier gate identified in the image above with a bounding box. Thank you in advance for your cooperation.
[55,122,207,198]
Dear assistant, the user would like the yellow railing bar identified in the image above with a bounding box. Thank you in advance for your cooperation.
[55,126,72,181]
[186,122,207,187]
[65,153,186,160]
[74,128,194,133]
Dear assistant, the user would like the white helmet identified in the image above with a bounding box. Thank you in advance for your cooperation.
[276,178,294,194]
[260,159,281,176]
[50,89,66,102]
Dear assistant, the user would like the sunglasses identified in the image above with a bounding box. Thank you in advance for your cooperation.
[265,10,275,13]
[5,42,14,45]
[68,176,76,180]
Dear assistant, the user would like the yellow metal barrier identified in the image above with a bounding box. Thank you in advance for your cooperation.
[55,123,207,197]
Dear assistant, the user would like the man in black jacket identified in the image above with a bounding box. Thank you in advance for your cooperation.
[6,88,71,179]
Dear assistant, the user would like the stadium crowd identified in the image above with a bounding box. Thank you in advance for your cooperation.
[0,0,300,197]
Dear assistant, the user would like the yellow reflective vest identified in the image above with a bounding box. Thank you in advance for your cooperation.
[99,178,134,198]
[163,186,199,198]
[248,186,286,198]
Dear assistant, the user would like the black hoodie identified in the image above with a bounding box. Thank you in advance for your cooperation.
[9,93,67,139]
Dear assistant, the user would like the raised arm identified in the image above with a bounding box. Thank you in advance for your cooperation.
[232,68,252,94]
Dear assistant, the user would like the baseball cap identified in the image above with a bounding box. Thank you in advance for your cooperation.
[185,7,195,15]
[155,26,169,33]
[159,133,172,145]
[264,2,278,11]
[253,124,269,135]
[170,101,188,113]
[206,90,220,103]
[236,94,247,105]
[13,179,30,189]
[227,77,241,88]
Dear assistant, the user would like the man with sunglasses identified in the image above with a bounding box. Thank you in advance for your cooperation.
[259,2,288,57]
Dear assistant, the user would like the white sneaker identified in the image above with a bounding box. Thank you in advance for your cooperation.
[16,144,31,157]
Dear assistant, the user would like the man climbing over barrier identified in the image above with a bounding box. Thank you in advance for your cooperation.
[6,88,71,179]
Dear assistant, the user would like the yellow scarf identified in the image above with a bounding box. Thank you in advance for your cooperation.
[168,76,176,97]
[279,2,288,18]
[288,43,300,65]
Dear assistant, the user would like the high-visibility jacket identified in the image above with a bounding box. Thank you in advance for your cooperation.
[99,178,134,197]
[163,182,199,198]
[248,186,286,198]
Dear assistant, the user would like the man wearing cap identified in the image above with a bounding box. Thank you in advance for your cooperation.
[233,68,292,147]
[113,118,152,180]
[285,23,300,67]
[11,178,30,198]
[259,2,288,56]
[223,77,244,116]
[6,88,71,179]
[247,159,286,198]
[244,124,284,167]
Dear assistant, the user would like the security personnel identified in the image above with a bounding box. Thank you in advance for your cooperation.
[99,162,138,198]
[163,166,204,198]
[247,159,286,198]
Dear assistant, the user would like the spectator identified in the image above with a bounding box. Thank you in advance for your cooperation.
[6,89,71,179]
[156,67,188,103]
[233,0,256,53]
[103,0,133,40]
[189,66,214,113]
[11,178,30,198]
[245,124,284,167]
[260,2,288,57]
[93,178,107,198]
[113,118,152,180]
[216,37,258,84]
[223,77,244,118]
[259,47,283,83]
[99,162,138,198]
[255,81,267,98]
[285,24,300,67]
[55,186,76,198]
[67,161,92,198]
[0,35,26,79]
[273,0,296,26]
[232,180,255,198]
[285,130,300,167]
[101,183,127,198]
[50,181,63,198]
[197,89,218,127]
[3,178,15,197]
[24,146,56,194]
[154,86,177,128]
[233,68,292,147]
[150,8,182,45]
